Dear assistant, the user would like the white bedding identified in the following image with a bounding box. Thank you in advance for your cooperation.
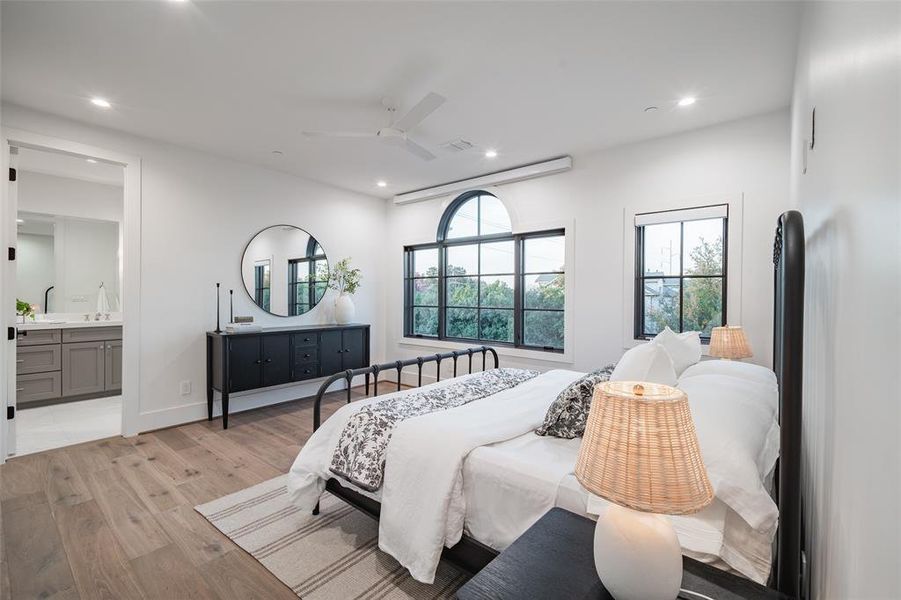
[288,366,778,585]
[288,369,585,583]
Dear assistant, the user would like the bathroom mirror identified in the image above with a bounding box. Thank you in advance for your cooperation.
[17,211,121,314]
[241,225,329,317]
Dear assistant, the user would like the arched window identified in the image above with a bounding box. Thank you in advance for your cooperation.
[288,237,328,316]
[404,191,566,351]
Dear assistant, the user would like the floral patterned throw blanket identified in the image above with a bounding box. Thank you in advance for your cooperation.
[329,368,539,491]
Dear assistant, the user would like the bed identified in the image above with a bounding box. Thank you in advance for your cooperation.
[287,210,805,598]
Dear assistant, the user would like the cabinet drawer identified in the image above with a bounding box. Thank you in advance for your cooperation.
[16,371,62,405]
[17,329,61,346]
[62,327,122,343]
[294,347,318,364]
[294,363,320,381]
[293,332,319,349]
[17,344,62,375]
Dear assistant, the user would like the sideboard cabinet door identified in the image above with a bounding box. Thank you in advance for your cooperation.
[261,334,291,387]
[343,329,366,370]
[229,337,261,392]
[320,330,344,376]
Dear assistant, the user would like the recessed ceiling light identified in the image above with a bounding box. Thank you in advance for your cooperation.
[271,150,284,157]
[376,180,388,188]
[484,149,498,159]
[16,219,24,224]
[90,97,112,109]
[677,97,697,107]
[644,106,659,113]
[86,158,98,164]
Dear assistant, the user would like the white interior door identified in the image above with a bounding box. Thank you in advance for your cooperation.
[3,145,20,458]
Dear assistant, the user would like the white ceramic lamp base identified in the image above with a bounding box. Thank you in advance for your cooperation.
[593,504,682,600]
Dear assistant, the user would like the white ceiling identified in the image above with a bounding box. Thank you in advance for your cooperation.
[16,147,124,187]
[0,1,801,199]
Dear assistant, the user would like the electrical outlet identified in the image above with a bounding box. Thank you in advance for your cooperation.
[180,380,192,396]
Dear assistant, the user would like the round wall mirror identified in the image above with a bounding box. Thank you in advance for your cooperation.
[241,225,329,317]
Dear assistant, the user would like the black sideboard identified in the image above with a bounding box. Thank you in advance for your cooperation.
[206,323,370,428]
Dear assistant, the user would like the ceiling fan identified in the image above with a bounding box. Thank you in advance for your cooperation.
[302,92,446,161]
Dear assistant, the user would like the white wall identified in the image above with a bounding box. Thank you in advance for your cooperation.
[15,232,53,310]
[384,110,791,380]
[790,3,901,599]
[17,170,123,223]
[2,103,387,432]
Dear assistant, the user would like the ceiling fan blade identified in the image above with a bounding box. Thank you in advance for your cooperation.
[302,131,378,138]
[395,137,436,161]
[393,92,446,132]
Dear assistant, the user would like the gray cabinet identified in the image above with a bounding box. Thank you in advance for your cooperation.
[16,372,62,403]
[62,341,106,397]
[105,340,123,391]
[16,325,122,407]
[16,344,61,375]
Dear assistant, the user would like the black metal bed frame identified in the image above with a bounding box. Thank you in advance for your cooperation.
[310,211,806,596]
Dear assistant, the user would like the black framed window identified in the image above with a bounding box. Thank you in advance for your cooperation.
[404,191,566,352]
[254,260,271,312]
[288,241,328,316]
[634,205,727,340]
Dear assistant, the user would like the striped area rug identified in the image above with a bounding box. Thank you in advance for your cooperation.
[195,475,469,599]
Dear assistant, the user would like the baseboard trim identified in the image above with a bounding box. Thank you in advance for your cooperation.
[134,375,368,434]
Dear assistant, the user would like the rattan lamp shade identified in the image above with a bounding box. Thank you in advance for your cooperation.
[709,325,753,359]
[575,381,713,515]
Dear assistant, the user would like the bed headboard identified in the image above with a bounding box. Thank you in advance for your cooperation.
[772,210,805,598]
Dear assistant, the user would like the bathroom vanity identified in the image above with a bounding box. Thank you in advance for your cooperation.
[16,321,123,406]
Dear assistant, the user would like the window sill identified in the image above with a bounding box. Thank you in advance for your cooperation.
[398,336,574,365]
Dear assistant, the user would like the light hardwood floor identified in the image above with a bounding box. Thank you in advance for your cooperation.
[0,383,393,600]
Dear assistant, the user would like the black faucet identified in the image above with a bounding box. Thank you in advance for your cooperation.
[43,286,54,313]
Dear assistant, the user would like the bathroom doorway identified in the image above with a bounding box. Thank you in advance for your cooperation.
[1,130,142,462]
[13,148,124,455]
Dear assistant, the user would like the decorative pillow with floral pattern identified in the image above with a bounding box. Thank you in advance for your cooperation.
[535,365,616,439]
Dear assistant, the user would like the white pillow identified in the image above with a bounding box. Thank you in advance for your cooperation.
[653,327,701,376]
[610,341,678,386]
[677,373,780,533]
[680,360,777,388]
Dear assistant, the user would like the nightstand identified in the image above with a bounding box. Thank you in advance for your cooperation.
[456,508,792,600]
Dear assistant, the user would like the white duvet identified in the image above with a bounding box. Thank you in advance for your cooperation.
[287,369,584,583]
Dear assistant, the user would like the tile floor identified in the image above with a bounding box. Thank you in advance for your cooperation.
[13,395,122,456]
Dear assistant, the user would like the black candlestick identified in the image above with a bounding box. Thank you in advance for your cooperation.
[214,283,221,333]
[229,289,234,324]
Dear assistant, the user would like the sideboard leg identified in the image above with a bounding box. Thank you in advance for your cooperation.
[313,502,320,516]
[206,336,213,421]
[365,373,370,395]
[222,391,229,429]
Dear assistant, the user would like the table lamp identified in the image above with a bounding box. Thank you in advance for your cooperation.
[708,325,752,360]
[575,381,713,600]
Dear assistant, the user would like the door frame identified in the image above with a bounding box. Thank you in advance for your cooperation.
[0,128,142,463]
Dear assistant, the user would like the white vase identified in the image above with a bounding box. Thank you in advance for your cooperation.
[334,293,355,324]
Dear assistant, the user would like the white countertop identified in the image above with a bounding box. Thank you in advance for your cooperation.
[18,320,123,331]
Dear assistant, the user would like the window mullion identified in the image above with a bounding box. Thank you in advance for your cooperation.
[514,234,523,347]
[678,221,684,332]
[438,244,446,339]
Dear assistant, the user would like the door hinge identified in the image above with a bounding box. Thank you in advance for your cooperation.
[7,327,14,341]
[7,247,15,261]
[6,406,14,420]
[8,167,16,182]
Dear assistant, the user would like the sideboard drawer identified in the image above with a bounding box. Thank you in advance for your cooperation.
[17,371,62,405]
[294,332,319,349]
[62,327,123,343]
[17,328,60,346]
[294,347,318,364]
[17,344,62,375]
[294,363,321,381]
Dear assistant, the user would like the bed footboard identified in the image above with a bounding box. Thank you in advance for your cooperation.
[312,345,499,431]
